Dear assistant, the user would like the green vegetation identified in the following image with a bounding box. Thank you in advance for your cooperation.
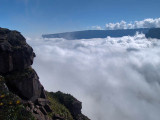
[51,91,77,108]
[46,91,74,120]
[0,76,35,120]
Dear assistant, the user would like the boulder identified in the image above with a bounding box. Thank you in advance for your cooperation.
[5,67,46,101]
[35,98,49,106]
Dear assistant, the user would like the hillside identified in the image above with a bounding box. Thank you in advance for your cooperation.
[145,28,160,39]
[0,27,90,120]
[42,28,149,40]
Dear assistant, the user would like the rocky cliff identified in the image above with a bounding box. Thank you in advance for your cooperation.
[0,27,90,120]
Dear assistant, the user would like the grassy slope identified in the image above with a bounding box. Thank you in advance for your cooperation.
[46,91,74,120]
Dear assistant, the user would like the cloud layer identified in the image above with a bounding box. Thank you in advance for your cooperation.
[27,34,160,120]
[105,18,160,30]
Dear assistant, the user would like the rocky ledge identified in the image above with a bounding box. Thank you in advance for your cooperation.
[0,27,90,120]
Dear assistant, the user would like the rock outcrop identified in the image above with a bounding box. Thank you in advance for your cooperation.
[0,27,45,102]
[0,27,90,120]
[5,68,46,101]
[0,28,35,74]
[0,27,49,120]
[48,91,90,120]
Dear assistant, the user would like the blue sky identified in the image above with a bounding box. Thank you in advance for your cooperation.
[0,0,160,36]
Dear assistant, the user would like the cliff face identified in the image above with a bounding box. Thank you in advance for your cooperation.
[0,28,35,74]
[0,27,90,120]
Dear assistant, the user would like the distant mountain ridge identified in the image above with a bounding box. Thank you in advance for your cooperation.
[145,28,160,39]
[42,28,150,40]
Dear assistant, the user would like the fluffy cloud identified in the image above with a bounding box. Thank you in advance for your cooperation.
[27,34,160,120]
[105,18,160,30]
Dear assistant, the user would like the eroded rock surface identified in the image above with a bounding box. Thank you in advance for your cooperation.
[5,68,46,101]
[0,28,35,74]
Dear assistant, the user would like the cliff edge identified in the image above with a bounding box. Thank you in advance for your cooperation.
[0,27,90,120]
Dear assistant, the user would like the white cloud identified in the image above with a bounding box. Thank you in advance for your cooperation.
[91,26,103,30]
[27,34,160,120]
[105,18,160,30]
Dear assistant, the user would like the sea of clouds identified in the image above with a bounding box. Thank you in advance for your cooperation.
[27,33,160,120]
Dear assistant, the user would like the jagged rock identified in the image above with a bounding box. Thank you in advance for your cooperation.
[39,106,48,115]
[24,100,53,120]
[36,105,40,109]
[0,28,35,74]
[28,101,35,110]
[44,104,52,113]
[52,114,65,120]
[5,67,46,101]
[0,28,90,120]
[33,108,52,120]
[0,28,46,102]
[33,109,46,120]
[35,98,49,106]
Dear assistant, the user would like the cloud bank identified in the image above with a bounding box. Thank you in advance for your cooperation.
[91,26,103,30]
[27,34,160,120]
[105,18,160,30]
